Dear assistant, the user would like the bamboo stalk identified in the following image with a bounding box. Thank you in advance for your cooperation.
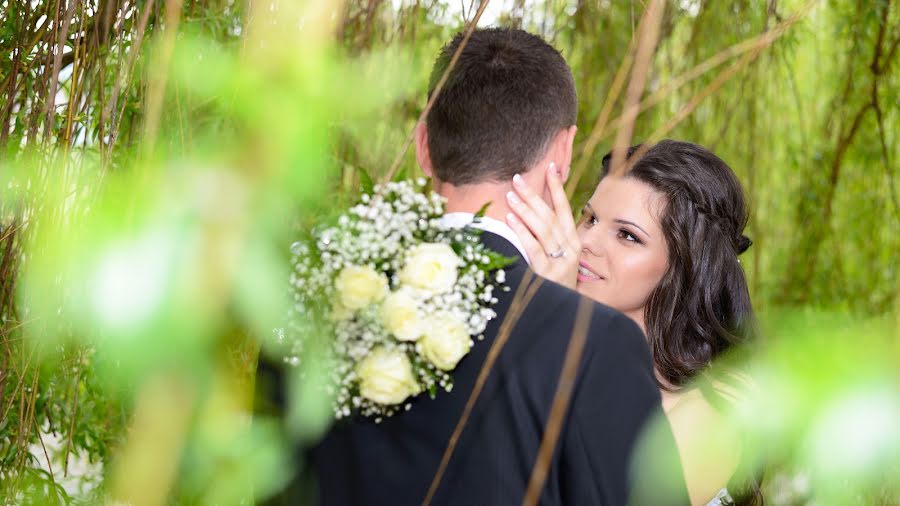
[568,0,819,191]
[105,0,156,158]
[423,269,543,506]
[43,0,79,143]
[565,28,637,196]
[521,297,593,506]
[109,373,196,506]
[607,0,665,178]
[141,0,184,155]
[62,369,81,477]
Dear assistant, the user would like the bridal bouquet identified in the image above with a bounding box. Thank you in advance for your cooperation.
[281,178,513,421]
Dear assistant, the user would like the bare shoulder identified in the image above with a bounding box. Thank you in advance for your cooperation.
[666,388,743,506]
[666,386,744,444]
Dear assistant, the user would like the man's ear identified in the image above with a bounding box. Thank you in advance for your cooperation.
[558,125,577,182]
[414,121,434,178]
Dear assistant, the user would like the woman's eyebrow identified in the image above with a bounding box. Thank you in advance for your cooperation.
[614,219,650,238]
[585,203,651,237]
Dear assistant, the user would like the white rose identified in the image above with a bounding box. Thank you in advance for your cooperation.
[381,289,425,341]
[329,299,353,322]
[334,265,388,310]
[356,347,420,405]
[419,314,472,371]
[398,243,461,295]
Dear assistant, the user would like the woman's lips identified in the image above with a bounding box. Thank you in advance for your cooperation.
[577,262,602,282]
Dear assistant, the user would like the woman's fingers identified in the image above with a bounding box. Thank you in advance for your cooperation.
[512,174,560,230]
[508,209,578,289]
[511,174,567,251]
[506,212,547,270]
[505,166,580,289]
[546,164,577,238]
[506,191,560,255]
[508,205,578,289]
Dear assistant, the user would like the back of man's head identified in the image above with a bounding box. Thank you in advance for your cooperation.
[426,28,577,186]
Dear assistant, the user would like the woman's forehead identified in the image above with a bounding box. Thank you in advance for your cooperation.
[590,177,666,219]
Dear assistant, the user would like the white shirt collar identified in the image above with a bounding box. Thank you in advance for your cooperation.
[439,212,531,265]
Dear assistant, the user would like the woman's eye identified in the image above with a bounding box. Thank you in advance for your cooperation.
[617,229,641,243]
[580,213,598,228]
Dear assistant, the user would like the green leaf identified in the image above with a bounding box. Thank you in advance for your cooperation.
[392,164,409,182]
[358,167,375,195]
[421,177,434,195]
[473,201,492,220]
[483,249,517,270]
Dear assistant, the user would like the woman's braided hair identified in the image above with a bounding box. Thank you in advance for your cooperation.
[599,140,756,389]
[600,140,762,505]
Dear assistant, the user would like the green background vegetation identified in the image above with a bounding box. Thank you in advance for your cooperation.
[1,0,898,503]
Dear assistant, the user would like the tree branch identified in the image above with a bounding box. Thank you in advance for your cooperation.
[42,0,79,142]
[872,82,899,219]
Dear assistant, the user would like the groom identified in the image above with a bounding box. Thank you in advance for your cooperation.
[309,28,687,505]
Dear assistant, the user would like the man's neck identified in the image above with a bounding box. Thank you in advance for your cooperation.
[437,181,515,223]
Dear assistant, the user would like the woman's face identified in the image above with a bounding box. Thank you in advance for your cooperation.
[575,176,669,329]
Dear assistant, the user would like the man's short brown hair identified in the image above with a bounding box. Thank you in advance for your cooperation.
[426,28,577,185]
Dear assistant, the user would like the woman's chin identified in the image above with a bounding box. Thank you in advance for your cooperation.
[574,283,605,304]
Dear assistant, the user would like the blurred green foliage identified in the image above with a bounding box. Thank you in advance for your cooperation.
[632,309,900,504]
[1,0,898,504]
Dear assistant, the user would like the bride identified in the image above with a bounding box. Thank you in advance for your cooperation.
[505,140,759,505]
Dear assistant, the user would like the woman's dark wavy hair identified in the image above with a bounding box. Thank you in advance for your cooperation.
[600,140,756,389]
[601,140,761,505]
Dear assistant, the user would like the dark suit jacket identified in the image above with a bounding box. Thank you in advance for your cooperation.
[260,231,688,505]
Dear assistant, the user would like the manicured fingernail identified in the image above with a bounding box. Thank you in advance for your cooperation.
[549,162,558,175]
[507,213,518,223]
[506,191,520,204]
[513,174,524,187]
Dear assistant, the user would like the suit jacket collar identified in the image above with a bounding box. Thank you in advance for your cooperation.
[479,230,527,271]
[442,213,531,264]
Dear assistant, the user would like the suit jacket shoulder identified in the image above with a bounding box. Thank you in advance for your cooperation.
[519,277,688,505]
[294,231,688,506]
[433,270,678,505]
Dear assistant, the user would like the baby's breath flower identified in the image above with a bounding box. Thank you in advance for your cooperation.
[279,179,512,420]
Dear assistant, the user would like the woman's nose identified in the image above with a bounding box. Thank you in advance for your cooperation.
[578,230,606,259]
